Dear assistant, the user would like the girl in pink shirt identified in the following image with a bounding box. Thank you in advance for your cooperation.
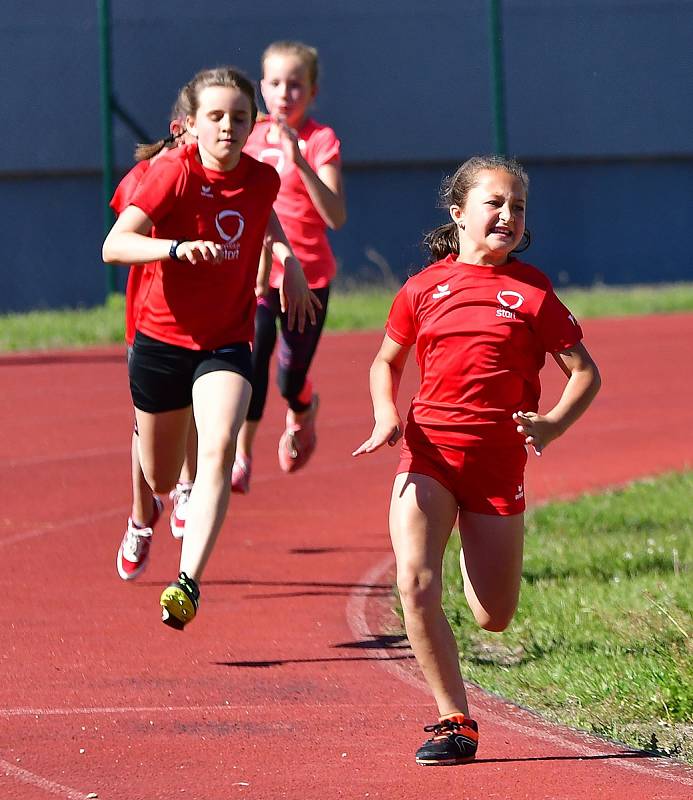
[234,41,347,492]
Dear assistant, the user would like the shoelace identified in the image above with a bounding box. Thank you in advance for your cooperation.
[123,527,149,558]
[423,720,465,740]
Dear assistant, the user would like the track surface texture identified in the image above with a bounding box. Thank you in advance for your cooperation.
[1,314,692,799]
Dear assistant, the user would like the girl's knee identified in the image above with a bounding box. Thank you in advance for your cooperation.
[472,601,518,632]
[197,437,236,471]
[397,567,442,613]
[144,471,178,495]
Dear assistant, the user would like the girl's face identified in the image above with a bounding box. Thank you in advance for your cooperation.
[451,169,527,265]
[188,85,253,170]
[261,54,316,128]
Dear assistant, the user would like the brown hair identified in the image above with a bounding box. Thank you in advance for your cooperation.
[424,155,530,262]
[261,40,320,86]
[133,91,193,162]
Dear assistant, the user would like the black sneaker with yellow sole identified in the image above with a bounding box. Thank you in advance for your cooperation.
[415,716,479,766]
[160,572,200,630]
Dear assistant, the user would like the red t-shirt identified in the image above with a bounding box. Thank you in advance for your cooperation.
[243,117,340,289]
[386,255,584,446]
[128,144,280,349]
[110,159,151,346]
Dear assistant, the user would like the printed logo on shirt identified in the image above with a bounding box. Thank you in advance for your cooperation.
[496,290,524,319]
[432,283,451,299]
[215,210,245,259]
[258,140,306,175]
[258,147,285,174]
[201,185,214,199]
[515,484,524,500]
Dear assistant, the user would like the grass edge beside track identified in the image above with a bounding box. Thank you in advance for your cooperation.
[1,282,693,352]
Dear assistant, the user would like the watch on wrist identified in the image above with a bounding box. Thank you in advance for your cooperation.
[169,239,186,260]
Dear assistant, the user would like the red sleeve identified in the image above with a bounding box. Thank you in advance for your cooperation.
[535,289,583,352]
[128,156,186,224]
[311,126,341,170]
[110,161,150,214]
[385,284,417,346]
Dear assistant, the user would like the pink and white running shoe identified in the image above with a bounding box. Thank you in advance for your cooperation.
[231,454,252,494]
[278,395,319,474]
[116,495,164,581]
[169,482,193,540]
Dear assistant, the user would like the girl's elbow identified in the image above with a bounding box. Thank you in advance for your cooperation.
[102,241,116,264]
[328,206,347,231]
[592,366,602,394]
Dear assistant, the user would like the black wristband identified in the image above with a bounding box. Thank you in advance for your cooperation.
[169,239,187,260]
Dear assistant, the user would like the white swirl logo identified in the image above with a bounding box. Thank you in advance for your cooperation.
[215,210,245,243]
[496,290,524,310]
[258,147,285,174]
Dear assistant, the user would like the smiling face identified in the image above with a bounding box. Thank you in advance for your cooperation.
[451,169,527,265]
[260,53,316,128]
[188,85,254,171]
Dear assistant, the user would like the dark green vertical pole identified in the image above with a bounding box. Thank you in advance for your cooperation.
[488,0,507,155]
[98,0,117,294]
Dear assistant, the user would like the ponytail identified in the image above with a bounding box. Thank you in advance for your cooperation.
[424,222,459,263]
[133,130,183,162]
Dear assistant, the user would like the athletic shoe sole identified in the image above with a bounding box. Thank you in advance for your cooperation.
[160,585,197,630]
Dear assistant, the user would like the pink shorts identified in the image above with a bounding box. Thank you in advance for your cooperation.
[396,425,528,516]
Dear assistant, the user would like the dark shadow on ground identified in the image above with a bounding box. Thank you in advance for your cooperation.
[214,633,412,668]
[473,750,665,765]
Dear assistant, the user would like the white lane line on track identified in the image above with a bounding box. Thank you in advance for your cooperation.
[345,553,693,787]
[0,446,128,469]
[0,759,88,799]
[0,508,125,548]
[0,701,420,718]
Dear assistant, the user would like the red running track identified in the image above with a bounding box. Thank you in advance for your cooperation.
[1,314,692,799]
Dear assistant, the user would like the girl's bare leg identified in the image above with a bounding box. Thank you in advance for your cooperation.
[236,419,259,461]
[177,422,198,484]
[130,431,157,525]
[134,406,192,495]
[389,472,468,717]
[458,510,524,632]
[179,371,251,581]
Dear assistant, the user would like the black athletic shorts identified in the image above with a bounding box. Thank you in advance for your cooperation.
[129,331,252,413]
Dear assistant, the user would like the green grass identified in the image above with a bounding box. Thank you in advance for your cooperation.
[1,282,692,351]
[438,472,692,760]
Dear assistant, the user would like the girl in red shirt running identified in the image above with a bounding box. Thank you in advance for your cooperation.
[233,41,347,492]
[103,66,319,629]
[353,155,601,765]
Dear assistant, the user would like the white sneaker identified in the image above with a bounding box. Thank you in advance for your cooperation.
[116,496,164,581]
[169,482,193,540]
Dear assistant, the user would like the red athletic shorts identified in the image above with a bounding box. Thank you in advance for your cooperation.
[396,423,528,516]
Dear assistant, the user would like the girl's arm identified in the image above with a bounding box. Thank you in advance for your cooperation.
[255,245,272,297]
[102,205,222,265]
[352,334,410,456]
[264,210,322,332]
[277,122,347,230]
[513,341,601,454]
